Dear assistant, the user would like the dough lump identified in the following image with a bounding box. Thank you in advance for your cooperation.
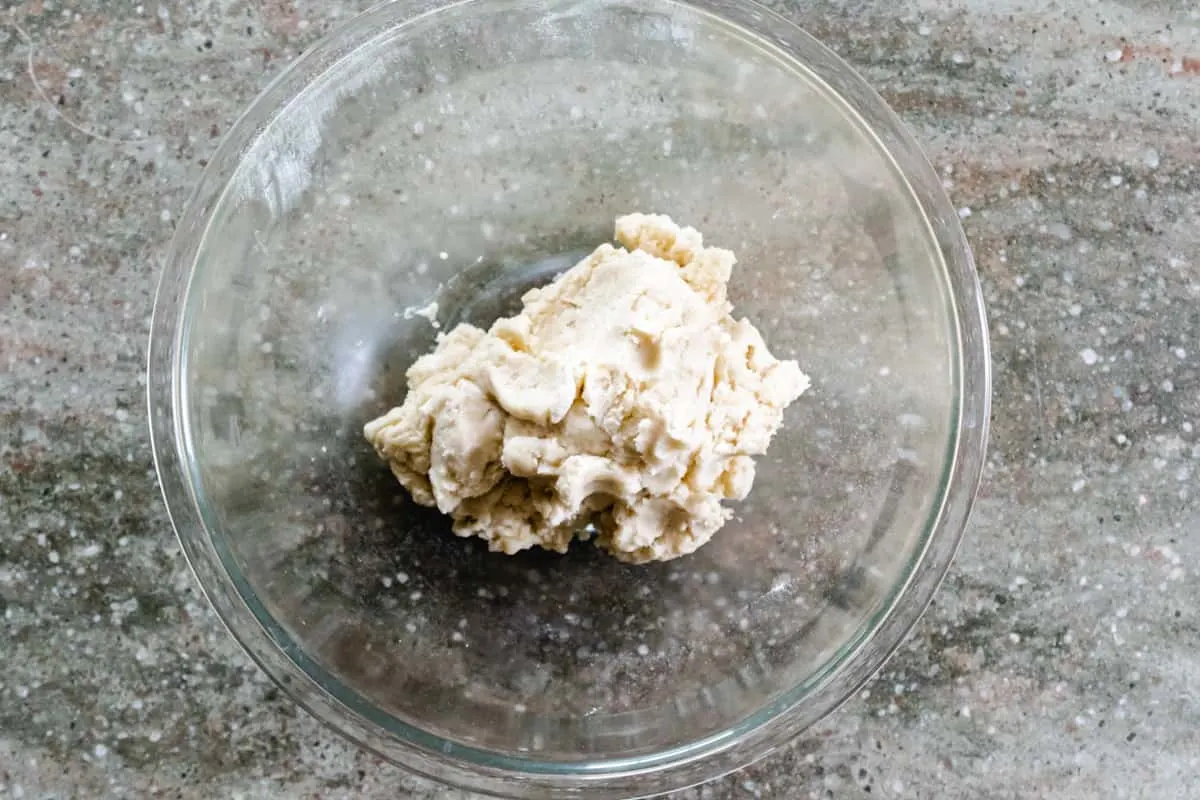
[364,214,809,563]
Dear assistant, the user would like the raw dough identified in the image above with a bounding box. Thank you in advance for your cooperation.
[364,214,809,563]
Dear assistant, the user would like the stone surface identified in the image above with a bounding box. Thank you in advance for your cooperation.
[1,1,1198,798]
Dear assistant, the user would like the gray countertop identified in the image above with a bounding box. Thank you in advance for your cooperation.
[2,1,1199,798]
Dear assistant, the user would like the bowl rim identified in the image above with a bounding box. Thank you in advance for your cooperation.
[147,0,991,796]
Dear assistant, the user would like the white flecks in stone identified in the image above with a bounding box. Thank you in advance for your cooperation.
[1072,478,1087,493]
[1068,303,1083,317]
[1173,347,1186,360]
[93,743,108,759]
[1104,49,1125,62]
[918,24,932,36]
[1046,222,1074,241]
[1143,149,1160,169]
[1080,348,1100,366]
[957,207,972,219]
[636,644,650,656]
[1109,175,1123,187]
[1161,380,1174,392]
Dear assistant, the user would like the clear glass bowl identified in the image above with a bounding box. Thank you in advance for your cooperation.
[147,0,990,796]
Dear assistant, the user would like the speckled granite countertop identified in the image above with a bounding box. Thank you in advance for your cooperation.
[2,1,1198,798]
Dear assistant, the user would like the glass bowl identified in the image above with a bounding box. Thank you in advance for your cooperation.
[147,0,990,796]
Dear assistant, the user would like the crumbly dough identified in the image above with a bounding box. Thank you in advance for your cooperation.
[364,214,809,563]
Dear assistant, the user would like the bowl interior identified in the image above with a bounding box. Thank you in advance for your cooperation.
[171,0,964,775]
